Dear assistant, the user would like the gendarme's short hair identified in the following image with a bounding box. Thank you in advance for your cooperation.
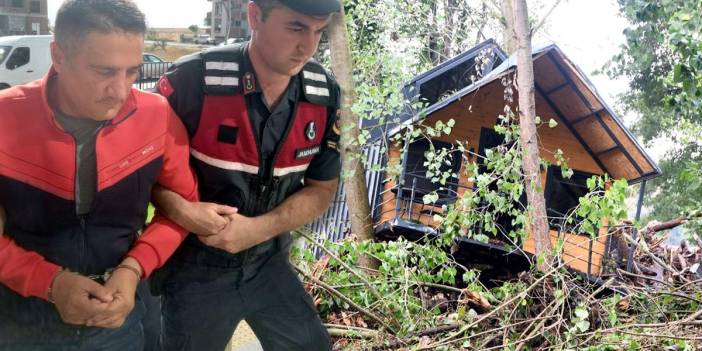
[254,0,340,17]
[54,0,146,48]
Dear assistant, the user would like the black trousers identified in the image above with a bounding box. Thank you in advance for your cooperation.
[156,236,331,351]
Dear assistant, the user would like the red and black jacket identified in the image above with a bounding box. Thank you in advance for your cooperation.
[0,70,198,300]
[157,43,341,220]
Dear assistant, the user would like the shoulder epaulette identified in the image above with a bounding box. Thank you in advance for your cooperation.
[300,60,338,108]
[200,43,245,95]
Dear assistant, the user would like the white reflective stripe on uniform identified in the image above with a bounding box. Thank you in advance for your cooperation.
[305,85,330,97]
[303,70,327,83]
[190,148,259,175]
[204,76,239,86]
[205,61,239,71]
[273,164,310,177]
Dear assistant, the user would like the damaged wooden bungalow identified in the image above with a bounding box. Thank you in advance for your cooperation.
[308,39,661,280]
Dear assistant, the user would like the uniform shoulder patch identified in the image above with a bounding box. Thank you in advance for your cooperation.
[201,43,245,95]
[157,76,175,98]
[300,60,337,107]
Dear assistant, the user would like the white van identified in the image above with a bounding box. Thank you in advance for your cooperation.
[0,35,53,90]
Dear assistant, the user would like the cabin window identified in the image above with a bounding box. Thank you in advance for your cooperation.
[401,138,462,204]
[544,166,598,232]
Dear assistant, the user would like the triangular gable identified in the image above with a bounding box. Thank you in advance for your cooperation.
[388,43,661,184]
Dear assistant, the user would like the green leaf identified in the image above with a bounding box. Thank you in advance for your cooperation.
[575,319,590,332]
[423,192,439,204]
[575,306,589,319]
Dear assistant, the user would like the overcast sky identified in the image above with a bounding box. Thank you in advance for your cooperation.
[47,0,212,28]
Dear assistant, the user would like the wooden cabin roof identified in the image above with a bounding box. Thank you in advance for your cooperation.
[388,44,661,184]
[363,39,507,141]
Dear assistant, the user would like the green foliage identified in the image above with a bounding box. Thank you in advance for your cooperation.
[571,177,629,238]
[437,96,530,247]
[607,0,702,232]
[646,145,702,232]
[565,304,590,343]
[292,236,483,335]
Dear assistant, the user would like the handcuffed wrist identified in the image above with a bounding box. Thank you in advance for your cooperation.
[47,268,69,304]
[115,264,142,281]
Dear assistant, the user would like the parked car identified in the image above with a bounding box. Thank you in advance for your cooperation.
[140,53,169,80]
[194,34,214,45]
[218,37,247,46]
[0,35,52,90]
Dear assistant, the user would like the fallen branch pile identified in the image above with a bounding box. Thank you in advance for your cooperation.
[294,212,702,350]
[611,209,702,287]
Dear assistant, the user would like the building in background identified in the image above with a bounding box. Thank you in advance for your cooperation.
[148,27,211,43]
[208,0,249,43]
[0,0,49,37]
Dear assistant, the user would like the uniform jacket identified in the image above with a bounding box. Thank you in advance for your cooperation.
[157,43,341,220]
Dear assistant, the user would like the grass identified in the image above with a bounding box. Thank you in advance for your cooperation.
[146,203,155,224]
[144,43,206,62]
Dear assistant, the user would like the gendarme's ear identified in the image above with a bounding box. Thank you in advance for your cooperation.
[247,1,262,31]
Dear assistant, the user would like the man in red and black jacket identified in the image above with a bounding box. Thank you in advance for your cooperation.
[150,0,342,350]
[0,1,202,349]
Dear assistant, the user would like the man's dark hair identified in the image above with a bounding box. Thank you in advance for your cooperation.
[252,0,282,21]
[54,0,146,49]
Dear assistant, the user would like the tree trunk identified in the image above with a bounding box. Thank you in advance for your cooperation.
[428,1,440,65]
[501,0,517,54]
[328,3,376,269]
[511,0,553,271]
[442,0,458,61]
[475,2,489,46]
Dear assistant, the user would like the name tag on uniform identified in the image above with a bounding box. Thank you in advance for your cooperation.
[295,145,321,159]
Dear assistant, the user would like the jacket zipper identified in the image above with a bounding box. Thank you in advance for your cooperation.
[256,101,299,213]
[243,81,299,214]
[48,106,135,273]
[72,121,109,273]
[66,133,87,273]
[268,95,300,181]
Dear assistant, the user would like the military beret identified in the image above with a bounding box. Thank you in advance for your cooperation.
[258,0,341,16]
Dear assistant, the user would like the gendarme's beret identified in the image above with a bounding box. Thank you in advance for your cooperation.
[259,0,341,16]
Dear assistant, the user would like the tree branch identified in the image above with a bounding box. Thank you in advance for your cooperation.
[292,264,402,337]
[532,0,564,34]
[298,229,403,329]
